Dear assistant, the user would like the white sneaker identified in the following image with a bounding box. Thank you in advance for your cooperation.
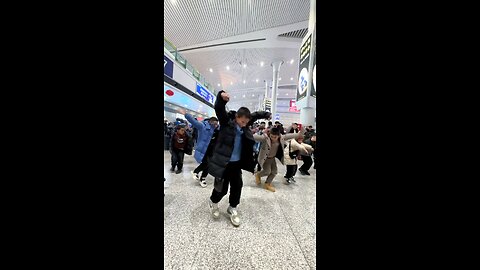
[227,206,241,227]
[209,200,220,219]
[199,178,207,188]
[191,171,199,181]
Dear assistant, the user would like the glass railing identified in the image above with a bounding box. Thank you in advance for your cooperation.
[164,36,217,94]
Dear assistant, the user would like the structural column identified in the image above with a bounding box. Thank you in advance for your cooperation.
[264,80,269,111]
[270,59,284,119]
[299,0,316,127]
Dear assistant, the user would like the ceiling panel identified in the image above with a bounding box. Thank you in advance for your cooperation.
[164,0,310,48]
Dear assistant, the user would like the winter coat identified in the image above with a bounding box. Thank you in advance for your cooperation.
[169,130,192,155]
[185,113,218,163]
[283,139,314,165]
[253,132,301,168]
[208,90,271,178]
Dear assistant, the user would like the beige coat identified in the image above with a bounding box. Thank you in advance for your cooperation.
[253,132,300,167]
[283,139,314,165]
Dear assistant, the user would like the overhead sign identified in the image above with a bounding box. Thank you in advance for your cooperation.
[274,113,280,121]
[164,55,174,78]
[196,83,215,105]
[297,34,311,102]
[263,98,271,112]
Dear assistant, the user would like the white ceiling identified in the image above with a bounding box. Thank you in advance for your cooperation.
[164,0,313,124]
[164,0,310,48]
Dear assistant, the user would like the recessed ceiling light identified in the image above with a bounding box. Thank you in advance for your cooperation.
[252,94,255,97]
[217,83,220,87]
[234,96,236,98]
[286,93,289,96]
[290,77,294,81]
[290,59,294,64]
[256,79,259,83]
[243,80,246,84]
[260,61,264,67]
[243,94,246,98]
[230,82,233,85]
[243,64,247,68]
[209,68,213,72]
[226,66,230,70]
[279,77,282,81]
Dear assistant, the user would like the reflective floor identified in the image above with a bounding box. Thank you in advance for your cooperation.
[164,150,316,270]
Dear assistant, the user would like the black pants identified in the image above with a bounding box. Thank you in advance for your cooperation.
[299,155,313,172]
[171,149,185,170]
[193,160,209,179]
[253,152,262,171]
[285,165,298,178]
[210,161,243,208]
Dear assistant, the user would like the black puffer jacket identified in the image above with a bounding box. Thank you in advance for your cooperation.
[208,91,270,178]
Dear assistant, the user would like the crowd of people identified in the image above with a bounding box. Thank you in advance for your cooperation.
[164,90,318,227]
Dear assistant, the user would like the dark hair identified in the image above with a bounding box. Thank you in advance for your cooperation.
[268,121,272,125]
[275,121,280,124]
[270,127,280,135]
[236,107,251,119]
[209,116,218,122]
[260,122,265,124]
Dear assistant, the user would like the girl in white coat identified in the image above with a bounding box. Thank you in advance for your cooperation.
[283,137,314,184]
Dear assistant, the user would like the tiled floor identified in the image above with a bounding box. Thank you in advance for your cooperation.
[164,150,316,270]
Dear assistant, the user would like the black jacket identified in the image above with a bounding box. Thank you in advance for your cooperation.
[208,91,270,178]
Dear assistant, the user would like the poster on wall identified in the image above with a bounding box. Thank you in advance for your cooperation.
[164,55,174,78]
[311,49,316,98]
[297,34,311,102]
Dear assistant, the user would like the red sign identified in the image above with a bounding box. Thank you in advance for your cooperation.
[289,99,300,112]
[165,89,174,96]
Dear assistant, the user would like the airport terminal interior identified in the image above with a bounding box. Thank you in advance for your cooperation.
[164,0,317,269]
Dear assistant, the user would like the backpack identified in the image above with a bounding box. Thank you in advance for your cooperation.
[288,142,300,159]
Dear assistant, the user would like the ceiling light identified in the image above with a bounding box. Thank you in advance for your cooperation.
[252,94,255,97]
[286,93,289,96]
[243,80,246,84]
[243,94,246,98]
[217,83,220,87]
[243,64,247,68]
[290,77,294,81]
[279,77,282,81]
[226,66,230,70]
[209,68,213,72]
[230,82,233,85]
[256,79,259,83]
[260,61,264,67]
[234,96,236,98]
[290,59,294,64]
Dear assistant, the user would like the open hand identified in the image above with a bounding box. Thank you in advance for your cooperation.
[177,108,186,115]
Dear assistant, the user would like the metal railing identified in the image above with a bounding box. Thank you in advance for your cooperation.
[164,36,216,94]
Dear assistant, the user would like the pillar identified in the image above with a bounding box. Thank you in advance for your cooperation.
[298,0,316,127]
[264,80,269,111]
[271,59,284,119]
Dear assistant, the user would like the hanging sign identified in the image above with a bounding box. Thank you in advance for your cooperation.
[297,34,311,102]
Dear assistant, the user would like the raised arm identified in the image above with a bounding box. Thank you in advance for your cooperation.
[215,90,229,126]
[253,133,268,143]
[184,113,204,130]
